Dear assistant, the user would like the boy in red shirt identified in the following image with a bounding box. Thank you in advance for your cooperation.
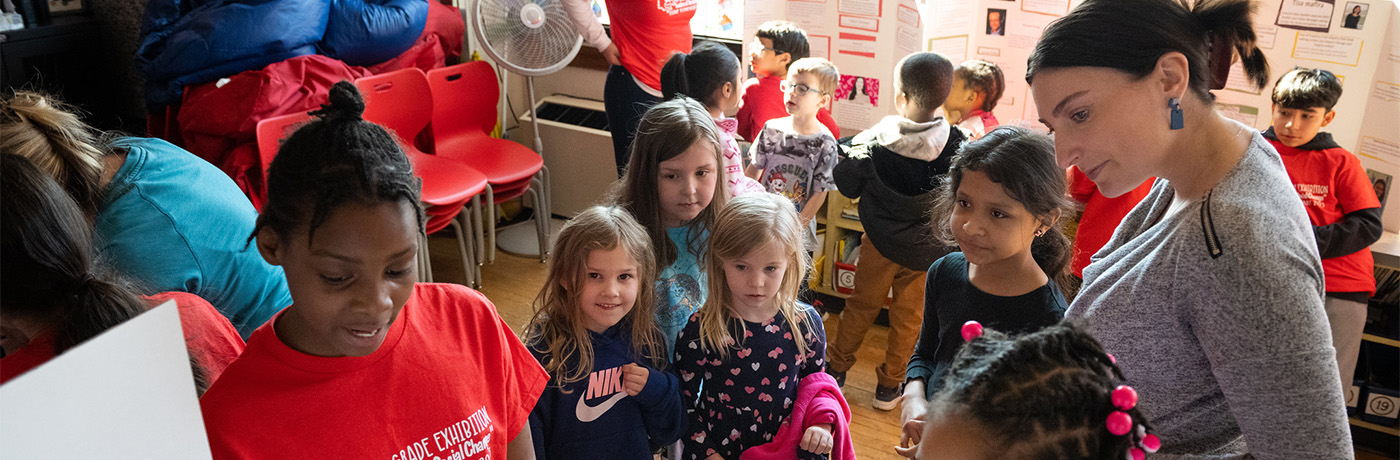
[736,21,839,142]
[1263,67,1381,390]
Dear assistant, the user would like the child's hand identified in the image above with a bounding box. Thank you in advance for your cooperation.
[894,416,924,459]
[621,363,648,396]
[799,424,834,455]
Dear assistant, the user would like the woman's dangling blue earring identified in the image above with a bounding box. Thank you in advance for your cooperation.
[1168,97,1184,130]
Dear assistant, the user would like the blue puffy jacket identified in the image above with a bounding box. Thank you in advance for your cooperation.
[137,0,429,107]
[321,0,429,66]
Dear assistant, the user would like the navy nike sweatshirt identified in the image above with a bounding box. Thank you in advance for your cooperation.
[527,324,686,460]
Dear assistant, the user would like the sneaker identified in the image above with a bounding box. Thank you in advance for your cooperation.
[826,369,846,387]
[873,383,904,411]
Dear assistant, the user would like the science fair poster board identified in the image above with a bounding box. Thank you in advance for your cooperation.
[745,0,924,133]
[922,0,1080,127]
[0,301,214,459]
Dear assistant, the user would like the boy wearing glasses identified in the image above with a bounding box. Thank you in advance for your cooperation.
[737,21,840,143]
[827,52,966,411]
[745,58,841,232]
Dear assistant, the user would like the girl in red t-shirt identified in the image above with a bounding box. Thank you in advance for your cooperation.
[199,82,547,460]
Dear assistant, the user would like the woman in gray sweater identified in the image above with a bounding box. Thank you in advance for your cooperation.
[1025,0,1352,458]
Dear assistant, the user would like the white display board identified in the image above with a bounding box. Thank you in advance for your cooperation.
[0,301,214,459]
[745,0,925,133]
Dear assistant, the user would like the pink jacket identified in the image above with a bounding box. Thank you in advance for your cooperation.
[740,372,855,460]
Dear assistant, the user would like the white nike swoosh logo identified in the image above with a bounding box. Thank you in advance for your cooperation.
[576,392,628,422]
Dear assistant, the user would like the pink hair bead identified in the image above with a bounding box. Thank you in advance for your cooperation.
[1128,447,1145,460]
[961,321,984,342]
[1112,385,1138,410]
[1106,411,1132,436]
[1142,434,1161,453]
[1106,352,1116,364]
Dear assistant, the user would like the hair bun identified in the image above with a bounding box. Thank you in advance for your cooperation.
[317,81,366,122]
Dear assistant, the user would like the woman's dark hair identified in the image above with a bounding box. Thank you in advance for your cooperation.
[1026,0,1269,102]
[955,60,1006,112]
[931,126,1074,296]
[0,154,147,355]
[252,82,425,244]
[661,41,741,109]
[930,322,1154,459]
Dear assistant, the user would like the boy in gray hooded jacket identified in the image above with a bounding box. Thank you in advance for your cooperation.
[826,52,965,410]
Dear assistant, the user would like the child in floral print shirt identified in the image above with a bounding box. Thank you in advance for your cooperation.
[674,193,835,460]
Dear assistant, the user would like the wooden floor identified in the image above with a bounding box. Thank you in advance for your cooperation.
[427,233,1395,460]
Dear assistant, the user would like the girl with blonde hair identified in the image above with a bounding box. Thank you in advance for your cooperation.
[674,193,851,460]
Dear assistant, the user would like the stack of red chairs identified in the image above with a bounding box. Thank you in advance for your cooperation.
[425,61,549,263]
[355,68,489,287]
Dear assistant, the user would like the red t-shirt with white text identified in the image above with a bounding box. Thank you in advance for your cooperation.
[199,283,549,460]
[608,0,696,91]
[1271,139,1380,295]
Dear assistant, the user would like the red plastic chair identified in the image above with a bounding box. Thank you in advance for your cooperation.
[427,61,551,262]
[256,109,483,286]
[255,111,313,195]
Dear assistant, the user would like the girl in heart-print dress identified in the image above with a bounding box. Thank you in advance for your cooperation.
[673,193,828,460]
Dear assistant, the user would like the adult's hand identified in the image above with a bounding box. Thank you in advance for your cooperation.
[602,44,622,66]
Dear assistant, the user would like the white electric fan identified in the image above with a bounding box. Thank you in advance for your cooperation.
[472,0,583,260]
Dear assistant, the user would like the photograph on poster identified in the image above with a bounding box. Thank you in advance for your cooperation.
[1368,169,1391,210]
[1341,2,1368,30]
[986,9,1006,35]
[834,75,880,130]
[1276,0,1335,32]
[837,75,880,106]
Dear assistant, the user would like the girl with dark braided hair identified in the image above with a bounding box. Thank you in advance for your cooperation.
[907,323,1158,460]
[199,82,548,460]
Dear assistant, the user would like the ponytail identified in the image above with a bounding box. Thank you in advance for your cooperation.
[657,41,741,109]
[0,154,145,353]
[660,52,691,101]
[0,92,108,216]
[1193,0,1269,90]
[1028,0,1270,102]
[1030,224,1074,298]
[56,275,148,354]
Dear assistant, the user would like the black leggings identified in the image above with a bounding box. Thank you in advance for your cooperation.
[604,65,662,178]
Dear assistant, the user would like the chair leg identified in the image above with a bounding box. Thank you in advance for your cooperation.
[468,194,485,288]
[529,184,550,263]
[471,194,486,271]
[486,184,497,264]
[417,232,434,283]
[538,165,551,218]
[449,217,474,288]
